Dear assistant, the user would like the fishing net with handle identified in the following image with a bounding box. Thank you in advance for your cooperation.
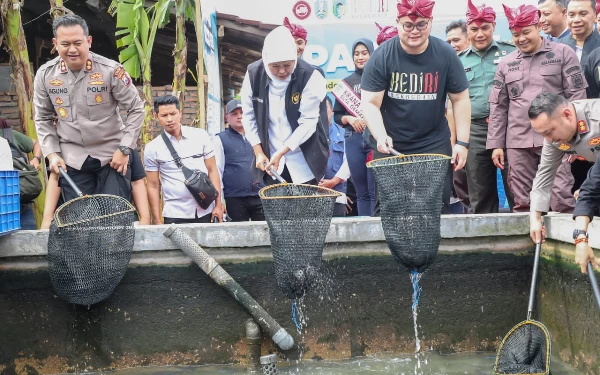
[47,168,138,305]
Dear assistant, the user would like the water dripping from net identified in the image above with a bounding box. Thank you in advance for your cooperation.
[410,270,423,375]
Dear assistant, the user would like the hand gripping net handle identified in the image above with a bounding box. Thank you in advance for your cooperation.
[163,226,294,350]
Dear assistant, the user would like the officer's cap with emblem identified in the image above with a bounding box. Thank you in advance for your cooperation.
[466,0,496,26]
[502,4,541,31]
[397,0,435,22]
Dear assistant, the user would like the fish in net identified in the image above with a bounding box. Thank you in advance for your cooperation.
[260,182,340,303]
[47,169,138,305]
[366,153,451,272]
[494,242,551,374]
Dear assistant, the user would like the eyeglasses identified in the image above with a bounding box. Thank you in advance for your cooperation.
[399,19,430,32]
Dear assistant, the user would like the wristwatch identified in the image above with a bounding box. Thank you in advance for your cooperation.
[573,229,588,240]
[118,146,131,156]
[33,155,42,162]
[456,140,469,149]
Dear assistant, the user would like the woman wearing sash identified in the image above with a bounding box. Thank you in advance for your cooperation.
[332,38,375,216]
[241,26,328,186]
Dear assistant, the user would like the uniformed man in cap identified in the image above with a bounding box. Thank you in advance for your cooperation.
[33,14,144,201]
[487,4,586,213]
[458,0,514,213]
[528,93,600,242]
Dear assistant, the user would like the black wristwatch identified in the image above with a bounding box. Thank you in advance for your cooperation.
[456,140,470,149]
[118,146,131,156]
[573,229,589,240]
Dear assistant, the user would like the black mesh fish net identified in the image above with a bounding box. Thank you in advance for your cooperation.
[47,194,138,305]
[259,183,340,300]
[494,320,551,374]
[367,154,451,272]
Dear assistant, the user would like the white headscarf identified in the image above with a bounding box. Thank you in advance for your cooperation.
[262,26,298,97]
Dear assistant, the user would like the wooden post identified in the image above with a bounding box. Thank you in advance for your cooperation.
[194,0,206,129]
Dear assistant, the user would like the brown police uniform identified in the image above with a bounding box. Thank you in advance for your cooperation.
[33,52,144,201]
[531,99,600,212]
[487,39,586,213]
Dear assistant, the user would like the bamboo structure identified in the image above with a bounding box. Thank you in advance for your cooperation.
[194,0,206,129]
[172,0,187,104]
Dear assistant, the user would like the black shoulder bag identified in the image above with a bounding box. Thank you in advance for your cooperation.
[161,131,218,209]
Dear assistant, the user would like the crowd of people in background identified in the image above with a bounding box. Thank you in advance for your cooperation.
[4,0,600,272]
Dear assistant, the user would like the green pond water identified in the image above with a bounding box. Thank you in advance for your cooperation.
[100,352,581,374]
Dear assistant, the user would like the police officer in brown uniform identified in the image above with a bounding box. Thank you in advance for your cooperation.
[487,4,586,213]
[528,93,600,242]
[34,15,144,201]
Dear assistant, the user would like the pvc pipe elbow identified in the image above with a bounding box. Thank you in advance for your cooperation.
[272,327,294,350]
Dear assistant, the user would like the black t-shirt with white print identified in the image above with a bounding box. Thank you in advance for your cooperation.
[361,36,469,153]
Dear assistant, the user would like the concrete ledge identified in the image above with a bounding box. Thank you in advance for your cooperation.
[0,214,531,259]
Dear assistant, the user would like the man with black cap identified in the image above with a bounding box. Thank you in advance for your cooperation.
[214,99,265,221]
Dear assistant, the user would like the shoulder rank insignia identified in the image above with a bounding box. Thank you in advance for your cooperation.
[49,79,64,87]
[558,143,571,151]
[588,137,600,146]
[85,59,93,71]
[59,60,67,73]
[578,119,590,134]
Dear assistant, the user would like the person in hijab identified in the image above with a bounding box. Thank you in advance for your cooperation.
[241,26,328,185]
[283,17,308,58]
[332,38,375,216]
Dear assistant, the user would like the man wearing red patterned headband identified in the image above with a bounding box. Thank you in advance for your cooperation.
[487,4,586,214]
[283,17,308,58]
[457,0,515,214]
[361,0,471,214]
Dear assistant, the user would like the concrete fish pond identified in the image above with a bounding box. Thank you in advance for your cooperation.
[0,214,598,374]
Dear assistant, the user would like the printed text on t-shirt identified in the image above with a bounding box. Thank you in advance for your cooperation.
[388,71,439,100]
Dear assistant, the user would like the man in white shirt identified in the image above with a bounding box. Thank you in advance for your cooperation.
[144,95,224,224]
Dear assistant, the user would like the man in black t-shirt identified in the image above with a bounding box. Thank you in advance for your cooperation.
[361,0,471,213]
